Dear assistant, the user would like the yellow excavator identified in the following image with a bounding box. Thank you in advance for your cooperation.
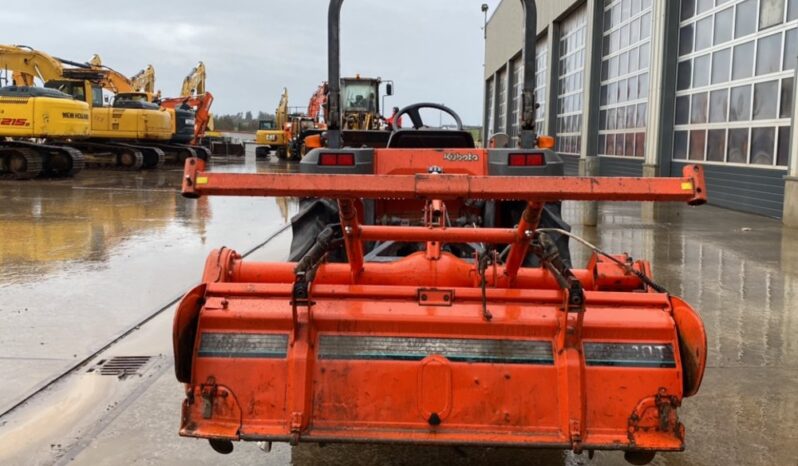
[0,46,88,179]
[0,45,182,171]
[181,61,205,96]
[85,55,209,162]
[129,64,157,96]
[255,88,289,158]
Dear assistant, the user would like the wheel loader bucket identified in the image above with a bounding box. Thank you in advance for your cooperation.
[174,158,708,457]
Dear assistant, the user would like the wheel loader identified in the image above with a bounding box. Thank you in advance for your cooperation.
[173,1,707,464]
[255,89,290,159]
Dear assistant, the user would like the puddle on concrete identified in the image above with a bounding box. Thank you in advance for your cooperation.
[0,155,298,414]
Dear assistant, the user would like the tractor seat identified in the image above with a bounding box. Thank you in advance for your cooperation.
[386,129,475,149]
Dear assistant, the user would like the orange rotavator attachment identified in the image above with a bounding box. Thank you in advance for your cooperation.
[176,157,707,464]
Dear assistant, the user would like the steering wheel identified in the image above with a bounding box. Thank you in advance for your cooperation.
[392,102,464,131]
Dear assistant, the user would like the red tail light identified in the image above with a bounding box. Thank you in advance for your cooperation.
[508,153,546,166]
[319,153,355,166]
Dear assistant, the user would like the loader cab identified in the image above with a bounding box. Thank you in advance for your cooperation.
[336,77,395,147]
[340,77,382,130]
[258,119,276,130]
[293,117,315,133]
[341,78,379,114]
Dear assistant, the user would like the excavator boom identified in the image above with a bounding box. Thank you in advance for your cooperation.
[307,82,328,123]
[160,92,214,143]
[0,44,66,83]
[181,62,206,97]
[130,65,156,94]
[82,54,136,94]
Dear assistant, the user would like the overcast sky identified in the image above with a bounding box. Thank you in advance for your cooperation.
[2,0,502,125]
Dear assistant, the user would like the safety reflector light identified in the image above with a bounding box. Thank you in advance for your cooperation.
[537,135,556,149]
[508,153,546,166]
[583,342,676,368]
[319,153,355,166]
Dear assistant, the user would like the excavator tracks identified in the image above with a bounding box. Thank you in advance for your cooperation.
[0,146,43,180]
[117,143,166,169]
[38,143,85,178]
[64,142,147,170]
[153,144,210,165]
[0,141,86,179]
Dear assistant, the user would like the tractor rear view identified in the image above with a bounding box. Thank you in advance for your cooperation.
[173,1,707,464]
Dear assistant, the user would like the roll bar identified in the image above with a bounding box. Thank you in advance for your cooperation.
[326,0,539,148]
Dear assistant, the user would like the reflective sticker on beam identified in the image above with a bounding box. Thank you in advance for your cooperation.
[196,176,209,185]
[198,333,288,358]
[680,181,693,191]
[583,342,676,368]
[318,335,554,364]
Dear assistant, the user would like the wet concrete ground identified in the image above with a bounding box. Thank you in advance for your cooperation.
[1,150,797,465]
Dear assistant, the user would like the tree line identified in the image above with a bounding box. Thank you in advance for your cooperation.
[213,111,274,132]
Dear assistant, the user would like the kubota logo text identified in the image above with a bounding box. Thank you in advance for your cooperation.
[443,153,479,162]
[0,118,30,127]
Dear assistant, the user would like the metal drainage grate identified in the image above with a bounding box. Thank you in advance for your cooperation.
[90,356,152,377]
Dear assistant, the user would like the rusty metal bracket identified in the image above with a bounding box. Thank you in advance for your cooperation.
[533,232,585,314]
[476,250,497,321]
[627,388,685,447]
[655,388,682,434]
[290,273,314,341]
[290,411,304,445]
[200,376,217,419]
[570,419,583,453]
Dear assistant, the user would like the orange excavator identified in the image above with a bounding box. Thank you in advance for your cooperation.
[160,62,244,157]
[307,81,328,126]
[173,1,707,464]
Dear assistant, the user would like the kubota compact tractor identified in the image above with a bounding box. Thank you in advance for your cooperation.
[174,1,707,464]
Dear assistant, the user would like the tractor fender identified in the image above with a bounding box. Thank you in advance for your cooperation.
[671,296,707,397]
[174,283,207,383]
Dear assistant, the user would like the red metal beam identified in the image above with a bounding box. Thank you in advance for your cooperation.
[338,199,364,279]
[358,225,519,243]
[503,202,544,283]
[182,159,707,205]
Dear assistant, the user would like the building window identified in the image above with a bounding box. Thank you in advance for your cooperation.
[598,0,653,158]
[496,68,507,133]
[509,56,522,138]
[535,38,548,132]
[674,0,796,168]
[486,77,494,138]
[556,4,587,156]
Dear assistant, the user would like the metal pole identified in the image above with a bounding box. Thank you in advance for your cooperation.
[327,0,344,147]
[518,0,539,148]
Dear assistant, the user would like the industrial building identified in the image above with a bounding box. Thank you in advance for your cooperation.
[484,0,798,224]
